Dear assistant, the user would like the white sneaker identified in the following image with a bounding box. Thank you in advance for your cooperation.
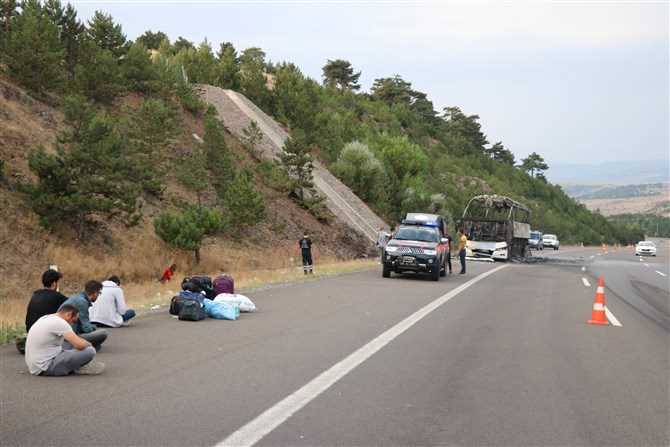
[75,361,105,375]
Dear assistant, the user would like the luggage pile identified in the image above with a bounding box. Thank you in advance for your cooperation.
[169,274,256,322]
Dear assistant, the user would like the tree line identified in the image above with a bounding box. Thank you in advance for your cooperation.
[0,0,644,247]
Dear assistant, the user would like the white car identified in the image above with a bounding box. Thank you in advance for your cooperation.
[542,234,560,250]
[635,241,657,256]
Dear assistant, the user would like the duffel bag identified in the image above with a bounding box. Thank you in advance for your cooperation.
[178,300,207,321]
[213,275,235,295]
[178,290,205,305]
[170,295,192,316]
[183,276,215,299]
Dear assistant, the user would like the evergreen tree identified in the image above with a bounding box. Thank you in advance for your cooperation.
[520,152,549,177]
[239,47,272,111]
[273,63,319,137]
[203,113,234,195]
[59,3,84,79]
[128,98,178,194]
[280,130,316,203]
[0,0,18,52]
[442,106,489,154]
[172,36,194,53]
[74,39,125,103]
[333,141,384,203]
[154,206,224,264]
[135,29,168,49]
[485,141,516,166]
[371,75,413,106]
[5,0,64,93]
[224,168,266,231]
[216,41,240,89]
[24,113,141,236]
[176,147,208,205]
[122,41,157,93]
[241,120,263,159]
[86,10,126,57]
[322,59,361,90]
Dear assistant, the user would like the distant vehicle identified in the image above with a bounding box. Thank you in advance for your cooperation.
[459,195,531,261]
[529,231,544,250]
[382,213,449,281]
[542,234,560,250]
[635,241,657,256]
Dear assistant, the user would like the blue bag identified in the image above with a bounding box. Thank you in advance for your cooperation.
[178,290,205,305]
[203,299,239,320]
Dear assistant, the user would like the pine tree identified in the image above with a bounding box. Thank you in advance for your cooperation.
[135,30,168,50]
[279,130,316,203]
[224,168,266,231]
[520,152,549,177]
[122,41,157,93]
[216,41,240,89]
[203,113,235,195]
[5,0,64,93]
[59,3,84,79]
[154,206,224,264]
[74,39,125,103]
[86,10,126,57]
[241,120,263,159]
[176,147,209,205]
[239,47,272,111]
[0,0,18,52]
[322,59,361,90]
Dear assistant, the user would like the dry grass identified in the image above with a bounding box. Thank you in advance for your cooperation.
[0,251,376,343]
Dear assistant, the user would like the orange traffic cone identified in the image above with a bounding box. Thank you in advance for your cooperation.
[588,277,609,325]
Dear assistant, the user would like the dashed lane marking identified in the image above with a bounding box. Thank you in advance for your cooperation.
[656,271,667,277]
[582,277,591,287]
[217,265,509,447]
[605,307,623,327]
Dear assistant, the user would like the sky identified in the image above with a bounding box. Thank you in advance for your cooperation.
[70,0,669,166]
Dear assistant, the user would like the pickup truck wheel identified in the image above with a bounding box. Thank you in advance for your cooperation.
[431,266,440,281]
[382,264,391,278]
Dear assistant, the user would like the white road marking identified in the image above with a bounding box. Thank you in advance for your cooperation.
[644,263,650,267]
[605,307,622,327]
[217,265,509,447]
[582,277,591,287]
[656,271,667,277]
[589,255,595,259]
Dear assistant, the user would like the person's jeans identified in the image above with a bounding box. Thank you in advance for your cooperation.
[459,249,466,274]
[44,346,96,376]
[446,252,452,273]
[79,330,108,350]
[122,309,136,322]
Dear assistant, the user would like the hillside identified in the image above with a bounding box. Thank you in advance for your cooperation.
[561,183,669,217]
[0,74,369,303]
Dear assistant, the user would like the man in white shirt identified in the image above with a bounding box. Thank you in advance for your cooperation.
[25,305,104,376]
[90,275,135,328]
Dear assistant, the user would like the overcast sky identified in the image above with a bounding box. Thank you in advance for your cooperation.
[70,0,669,166]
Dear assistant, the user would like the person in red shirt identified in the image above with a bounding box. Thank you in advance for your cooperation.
[160,264,177,282]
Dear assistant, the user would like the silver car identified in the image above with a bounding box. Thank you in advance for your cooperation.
[542,234,560,250]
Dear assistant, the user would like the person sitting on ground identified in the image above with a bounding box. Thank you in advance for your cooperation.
[59,280,108,350]
[25,304,104,376]
[90,275,135,328]
[160,264,177,283]
[16,269,70,355]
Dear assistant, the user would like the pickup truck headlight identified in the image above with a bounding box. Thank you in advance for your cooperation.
[385,246,399,253]
[423,249,437,256]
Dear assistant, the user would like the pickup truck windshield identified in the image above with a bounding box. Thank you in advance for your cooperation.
[530,232,541,240]
[394,227,439,243]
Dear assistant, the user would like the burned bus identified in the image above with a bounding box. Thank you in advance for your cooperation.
[459,195,531,261]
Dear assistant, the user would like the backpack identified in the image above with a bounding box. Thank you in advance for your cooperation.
[178,300,207,321]
[213,275,235,295]
[169,295,192,316]
[182,276,215,299]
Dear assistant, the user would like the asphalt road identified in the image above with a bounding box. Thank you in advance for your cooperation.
[1,248,668,446]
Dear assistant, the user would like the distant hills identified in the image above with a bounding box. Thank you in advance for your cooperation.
[547,160,669,185]
[563,183,669,200]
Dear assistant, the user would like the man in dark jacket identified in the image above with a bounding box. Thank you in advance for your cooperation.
[17,269,69,354]
[59,281,108,350]
[299,233,313,275]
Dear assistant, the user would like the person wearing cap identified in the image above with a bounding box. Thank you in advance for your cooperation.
[17,269,70,354]
[90,275,136,328]
[299,233,314,274]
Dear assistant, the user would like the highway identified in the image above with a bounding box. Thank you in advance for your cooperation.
[1,243,668,446]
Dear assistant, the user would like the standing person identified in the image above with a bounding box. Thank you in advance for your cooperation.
[444,231,454,274]
[59,281,108,350]
[376,226,389,261]
[17,269,69,354]
[25,304,104,376]
[457,227,468,274]
[160,264,177,283]
[90,275,135,328]
[299,233,314,275]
